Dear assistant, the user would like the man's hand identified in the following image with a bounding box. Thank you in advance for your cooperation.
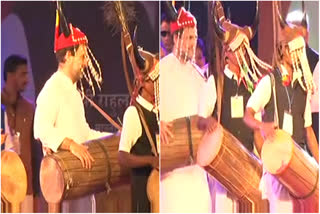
[150,156,159,170]
[43,146,54,155]
[160,121,174,144]
[1,129,7,145]
[198,116,218,133]
[259,122,277,140]
[63,138,94,169]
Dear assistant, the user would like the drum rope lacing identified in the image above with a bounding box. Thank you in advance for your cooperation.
[186,117,194,164]
[52,153,73,199]
[287,154,319,199]
[95,140,112,195]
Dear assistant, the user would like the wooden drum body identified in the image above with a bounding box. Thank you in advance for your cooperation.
[40,134,130,204]
[197,124,266,212]
[1,150,27,212]
[161,115,203,175]
[261,129,319,200]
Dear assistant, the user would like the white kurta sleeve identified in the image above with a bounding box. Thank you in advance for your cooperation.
[247,75,272,113]
[198,75,217,118]
[87,127,113,141]
[118,106,142,153]
[34,88,66,152]
[311,62,319,113]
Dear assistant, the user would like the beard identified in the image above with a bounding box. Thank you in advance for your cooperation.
[179,48,194,62]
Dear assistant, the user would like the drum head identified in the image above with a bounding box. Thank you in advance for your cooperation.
[197,124,223,166]
[40,156,65,203]
[1,150,27,203]
[261,129,294,174]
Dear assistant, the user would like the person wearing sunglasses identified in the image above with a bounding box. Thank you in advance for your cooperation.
[160,13,173,58]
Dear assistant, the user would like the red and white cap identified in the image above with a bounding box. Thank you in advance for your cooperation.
[170,7,197,33]
[54,10,88,52]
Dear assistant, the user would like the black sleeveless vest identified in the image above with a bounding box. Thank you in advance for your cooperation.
[129,102,158,212]
[214,75,254,151]
[263,68,307,148]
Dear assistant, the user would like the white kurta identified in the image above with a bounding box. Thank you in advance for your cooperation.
[34,71,110,152]
[34,70,111,213]
[160,53,212,213]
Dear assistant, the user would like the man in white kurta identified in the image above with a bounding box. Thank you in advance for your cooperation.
[34,69,111,212]
[159,7,212,212]
[34,15,111,211]
[160,52,212,213]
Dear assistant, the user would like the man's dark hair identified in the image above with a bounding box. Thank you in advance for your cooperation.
[161,13,170,24]
[3,55,27,82]
[55,45,80,63]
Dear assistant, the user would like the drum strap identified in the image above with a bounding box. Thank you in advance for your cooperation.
[95,141,112,194]
[134,103,158,158]
[270,73,279,127]
[186,117,194,163]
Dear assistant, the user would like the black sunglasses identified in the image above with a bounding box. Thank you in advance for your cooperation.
[161,31,170,37]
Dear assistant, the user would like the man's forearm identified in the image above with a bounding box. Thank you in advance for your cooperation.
[244,108,263,131]
[118,151,154,168]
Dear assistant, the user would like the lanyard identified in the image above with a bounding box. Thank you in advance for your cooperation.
[284,87,294,113]
[277,69,294,113]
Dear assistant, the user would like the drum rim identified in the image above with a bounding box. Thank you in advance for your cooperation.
[197,124,223,166]
[1,150,27,203]
[40,154,65,203]
[261,129,295,175]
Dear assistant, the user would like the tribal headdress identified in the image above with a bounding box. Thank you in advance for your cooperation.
[213,1,272,93]
[104,2,159,121]
[164,2,197,63]
[54,2,102,96]
[275,1,314,92]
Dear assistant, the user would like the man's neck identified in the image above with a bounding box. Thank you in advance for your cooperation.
[227,62,240,76]
[173,47,188,64]
[140,90,154,104]
[281,61,293,78]
[2,84,19,105]
[58,64,76,83]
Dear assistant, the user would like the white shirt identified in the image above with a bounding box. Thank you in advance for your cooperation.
[34,71,111,152]
[119,95,157,153]
[311,62,319,113]
[198,74,217,118]
[199,66,262,120]
[247,71,312,127]
[160,53,206,122]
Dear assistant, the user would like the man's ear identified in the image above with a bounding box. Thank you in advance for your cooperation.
[7,72,15,81]
[64,50,72,62]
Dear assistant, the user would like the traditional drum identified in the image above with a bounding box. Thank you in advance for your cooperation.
[197,124,266,212]
[40,134,130,204]
[261,129,319,199]
[1,150,27,213]
[147,169,159,213]
[161,115,203,175]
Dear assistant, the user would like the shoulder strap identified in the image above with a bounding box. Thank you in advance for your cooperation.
[134,103,158,157]
[216,69,224,123]
[269,72,279,127]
